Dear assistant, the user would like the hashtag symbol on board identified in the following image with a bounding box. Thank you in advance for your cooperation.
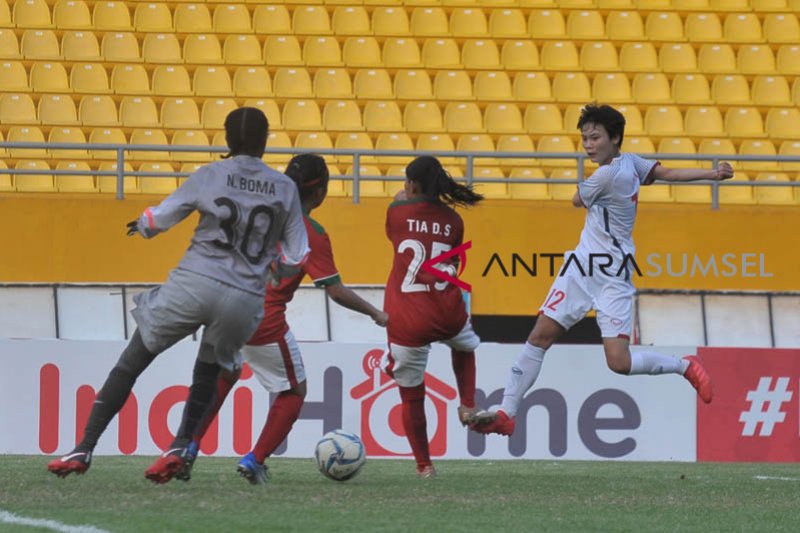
[739,377,793,437]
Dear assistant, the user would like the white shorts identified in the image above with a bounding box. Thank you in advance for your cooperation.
[539,255,635,339]
[132,268,264,373]
[381,320,480,388]
[242,330,305,393]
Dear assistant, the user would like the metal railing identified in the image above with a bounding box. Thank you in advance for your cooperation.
[1,141,799,208]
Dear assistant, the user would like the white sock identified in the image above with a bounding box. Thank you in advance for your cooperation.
[629,351,689,376]
[500,342,546,417]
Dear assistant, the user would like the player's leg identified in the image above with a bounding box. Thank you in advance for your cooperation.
[442,319,482,425]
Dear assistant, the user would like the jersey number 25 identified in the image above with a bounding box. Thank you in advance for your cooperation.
[399,238,452,293]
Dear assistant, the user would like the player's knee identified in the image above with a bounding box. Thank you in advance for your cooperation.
[291,380,307,399]
[606,356,630,375]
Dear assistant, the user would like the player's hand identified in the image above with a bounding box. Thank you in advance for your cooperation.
[372,311,389,327]
[714,162,734,181]
[126,219,139,237]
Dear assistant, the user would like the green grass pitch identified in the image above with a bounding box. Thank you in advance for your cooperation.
[2,456,799,532]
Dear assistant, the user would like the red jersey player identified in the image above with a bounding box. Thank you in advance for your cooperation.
[381,155,485,478]
[180,154,388,484]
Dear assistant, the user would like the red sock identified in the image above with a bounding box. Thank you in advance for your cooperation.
[192,372,237,444]
[451,350,476,408]
[399,384,431,470]
[252,391,304,464]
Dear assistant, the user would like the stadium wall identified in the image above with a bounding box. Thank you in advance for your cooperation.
[1,196,797,316]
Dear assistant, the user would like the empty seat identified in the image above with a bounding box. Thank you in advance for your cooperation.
[451,8,488,37]
[739,140,778,171]
[738,45,776,75]
[55,161,96,193]
[353,69,392,99]
[485,103,524,134]
[698,44,736,74]
[593,73,632,103]
[343,37,381,67]
[712,75,750,105]
[70,63,110,94]
[295,132,334,163]
[537,136,577,167]
[472,167,508,199]
[567,10,605,39]
[658,137,698,169]
[434,70,473,99]
[659,44,697,73]
[171,130,211,162]
[752,76,791,106]
[14,160,54,192]
[273,68,313,98]
[444,103,483,133]
[314,68,352,98]
[161,98,201,129]
[754,172,793,204]
[133,3,172,32]
[213,4,250,33]
[422,38,461,68]
[0,1,9,30]
[201,98,236,129]
[97,161,136,194]
[474,71,512,100]
[497,134,536,169]
[93,2,131,31]
[410,7,449,36]
[138,163,177,195]
[0,29,20,59]
[79,95,118,126]
[718,172,754,205]
[383,38,421,68]
[673,74,711,104]
[489,9,527,38]
[541,41,579,70]
[54,0,91,30]
[394,69,432,99]
[685,13,723,42]
[778,141,800,171]
[633,73,671,103]
[8,126,47,158]
[29,62,69,92]
[174,4,212,33]
[363,101,403,131]
[38,94,78,125]
[778,45,800,75]
[120,96,158,127]
[264,36,303,67]
[282,100,322,131]
[619,42,658,72]
[513,72,552,101]
[764,14,800,44]
[606,11,644,40]
[304,37,342,67]
[645,106,684,136]
[548,168,582,200]
[184,34,222,64]
[332,6,370,35]
[617,104,644,135]
[766,108,800,139]
[323,100,363,131]
[528,10,566,39]
[699,138,737,168]
[89,128,126,159]
[61,30,101,61]
[374,132,414,166]
[524,104,563,134]
[244,99,281,129]
[142,33,181,64]
[21,30,60,59]
[724,14,762,43]
[372,7,410,36]
[725,107,765,138]
[0,93,37,124]
[501,40,539,70]
[224,35,262,65]
[580,41,618,71]
[194,67,232,97]
[334,132,375,165]
[508,167,548,200]
[293,5,331,34]
[253,5,290,34]
[111,64,149,95]
[552,72,591,102]
[152,66,191,96]
[627,136,656,155]
[646,12,684,41]
[129,129,169,161]
[233,67,271,98]
[14,0,52,28]
[416,133,456,164]
[456,134,497,166]
[101,32,140,62]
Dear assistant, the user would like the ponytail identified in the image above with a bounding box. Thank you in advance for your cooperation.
[406,156,484,208]
[222,107,269,159]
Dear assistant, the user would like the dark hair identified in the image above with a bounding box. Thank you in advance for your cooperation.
[405,156,484,208]
[577,104,626,148]
[284,153,330,201]
[223,107,269,158]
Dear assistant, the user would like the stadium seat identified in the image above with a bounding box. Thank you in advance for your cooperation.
[616,104,644,135]
[61,31,101,61]
[233,67,271,98]
[632,73,671,103]
[627,136,656,155]
[489,9,526,38]
[606,11,644,40]
[323,100,363,131]
[524,104,563,134]
[658,138,697,169]
[501,40,539,70]
[778,141,800,171]
[416,133,456,164]
[726,107,765,138]
[0,1,8,30]
[451,8,488,37]
[712,75,749,105]
[201,98,237,129]
[508,168,548,200]
[410,7,448,36]
[472,167,508,199]
[541,41,579,70]
[497,134,535,169]
[685,13,723,42]
[777,45,800,75]
[0,29,20,59]
[332,6,370,35]
[293,5,331,34]
[766,108,800,139]
[537,136,576,167]
[13,0,52,28]
[646,12,684,41]
[72,63,110,94]
[619,43,658,72]
[171,130,211,162]
[101,32,140,62]
[174,4,212,33]
[97,161,137,194]
[194,67,232,97]
[14,160,54,192]
[548,168,580,201]
[128,129,169,161]
[263,36,302,66]
[363,101,403,131]
[637,180,673,202]
[718,172,754,205]
[764,14,800,44]
[89,128,126,159]
[382,38,422,68]
[375,132,414,166]
[685,107,724,137]
[485,103,524,134]
[738,45,776,75]
[698,44,736,74]
[0,93,36,124]
[372,7,410,35]
[7,126,46,159]
[244,99,281,129]
[142,33,181,64]
[659,44,697,73]
[29,62,69,93]
[120,96,158,128]
[581,42,619,71]
[562,104,584,133]
[133,3,172,32]
[740,140,778,172]
[444,103,483,133]
[111,65,149,95]
[152,66,192,96]
[343,37,382,67]
[54,0,92,30]
[753,0,791,9]
[184,34,222,64]
[334,132,375,165]
[567,10,605,39]
[262,131,292,166]
[353,69,393,99]
[253,5,291,34]
[394,69,433,99]
[552,72,591,102]
[462,39,500,69]
[38,94,78,126]
[754,172,794,204]
[592,73,631,103]
[752,76,791,106]
[139,164,178,195]
[93,2,131,31]
[474,71,512,101]
[55,161,96,193]
[213,4,250,33]
[344,164,387,198]
[528,10,566,39]
[672,74,711,105]
[314,68,353,99]
[304,37,342,67]
[456,134,497,166]
[273,68,313,98]
[21,30,60,60]
[422,38,461,68]
[282,99,322,131]
[434,70,473,100]
[224,35,262,65]
[724,14,762,44]
[79,95,118,126]
[644,106,684,136]
[295,132,334,164]
[711,0,749,9]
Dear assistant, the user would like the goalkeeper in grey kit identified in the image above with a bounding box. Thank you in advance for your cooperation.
[48,107,310,483]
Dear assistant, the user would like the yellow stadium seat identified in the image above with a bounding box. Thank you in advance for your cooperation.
[422,38,461,68]
[472,167,508,199]
[538,136,576,167]
[174,4,212,33]
[304,37,342,67]
[314,68,353,99]
[606,11,644,40]
[541,41,579,70]
[699,139,736,171]
[632,73,671,104]
[718,172,754,205]
[323,100,363,131]
[711,0,749,8]
[659,44,697,73]
[0,0,8,29]
[724,14,762,44]
[244,99,281,129]
[457,134,497,166]
[416,133,456,164]
[14,161,54,193]
[766,108,800,139]
[332,6,370,35]
[293,5,331,34]
[49,127,88,160]
[752,76,791,106]
[79,95,118,126]
[0,61,26,92]
[14,0,51,28]
[97,161,136,194]
[134,3,172,32]
[553,72,591,102]
[394,69,433,99]
[764,14,800,44]
[673,74,711,105]
[509,168,548,200]
[580,42,618,71]
[253,5,291,34]
[711,75,749,106]
[201,98,236,129]
[451,8,488,37]
[54,0,92,30]
[0,29,20,59]
[224,35,262,65]
[562,104,584,133]
[101,32,140,62]
[30,62,68,93]
[485,103,524,134]
[89,128,126,159]
[363,101,403,131]
[56,162,96,193]
[698,44,736,74]
[71,63,110,94]
[234,67,271,98]
[111,65,149,95]
[497,134,535,169]
[567,10,605,39]
[38,94,78,125]
[638,180,673,202]
[685,107,724,137]
[627,136,656,154]
[753,0,789,9]
[658,137,697,169]
[213,4,250,33]
[152,66,191,96]
[513,72,552,101]
[410,7,448,36]
[171,130,211,162]
[344,164,387,198]
[740,140,778,172]
[779,141,800,171]
[120,96,158,128]
[264,35,302,66]
[674,181,712,203]
[262,131,291,166]
[142,33,180,64]
[646,12,684,41]
[184,34,222,64]
[778,45,800,75]
[8,126,46,159]
[334,132,375,165]
[726,107,765,138]
[617,104,644,135]
[444,103,483,133]
[375,132,414,166]
[548,168,579,201]
[93,2,131,31]
[474,71,512,101]
[383,38,421,68]
[273,67,313,97]
[501,40,539,70]
[282,99,322,131]
[21,30,60,60]
[0,93,36,124]
[489,9,526,38]
[343,37,381,67]
[295,132,334,163]
[619,42,658,72]
[593,73,632,103]
[194,67,232,97]
[353,69,392,99]
[372,7,409,35]
[645,106,684,136]
[128,129,169,161]
[61,31,101,61]
[529,10,566,39]
[636,0,672,7]
[434,70,473,99]
[139,165,178,196]
[738,45,776,75]
[685,13,723,42]
[754,172,793,204]
[525,103,563,134]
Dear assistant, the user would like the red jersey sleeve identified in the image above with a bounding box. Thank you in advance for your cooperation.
[303,217,341,287]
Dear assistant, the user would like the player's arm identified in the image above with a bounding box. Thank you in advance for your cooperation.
[126,177,199,238]
[325,283,388,327]
[650,162,734,182]
[574,167,612,209]
[273,187,311,277]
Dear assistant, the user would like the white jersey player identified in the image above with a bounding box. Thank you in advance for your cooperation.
[474,104,734,436]
[48,107,310,482]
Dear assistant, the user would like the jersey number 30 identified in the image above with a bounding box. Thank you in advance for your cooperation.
[399,239,452,293]
[212,197,275,265]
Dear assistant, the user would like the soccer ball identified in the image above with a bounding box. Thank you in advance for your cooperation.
[314,430,366,481]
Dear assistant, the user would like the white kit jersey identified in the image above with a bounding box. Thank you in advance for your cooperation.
[136,155,309,295]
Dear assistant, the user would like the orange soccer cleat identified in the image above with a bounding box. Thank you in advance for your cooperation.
[470,410,516,436]
[683,355,714,404]
[48,450,92,478]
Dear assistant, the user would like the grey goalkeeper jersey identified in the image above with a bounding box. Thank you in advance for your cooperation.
[136,155,309,295]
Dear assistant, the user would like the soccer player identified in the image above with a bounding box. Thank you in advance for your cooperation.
[473,104,734,436]
[178,153,389,485]
[382,155,485,478]
[47,107,310,482]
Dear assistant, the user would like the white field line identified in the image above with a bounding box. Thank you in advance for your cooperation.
[0,510,112,533]
[754,475,800,481]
